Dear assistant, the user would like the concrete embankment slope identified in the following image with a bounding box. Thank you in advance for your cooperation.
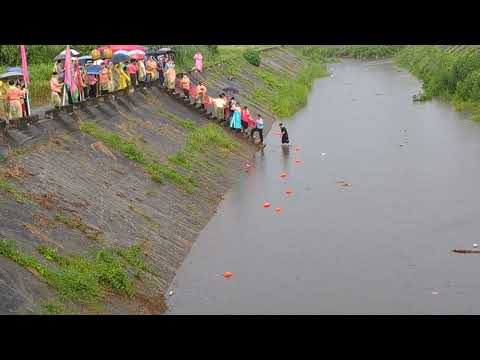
[0,47,308,314]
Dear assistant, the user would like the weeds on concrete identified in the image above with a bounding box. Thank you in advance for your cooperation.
[0,177,28,204]
[80,121,197,192]
[0,239,151,313]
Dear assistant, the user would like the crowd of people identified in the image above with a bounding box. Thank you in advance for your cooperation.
[0,78,28,123]
[50,53,179,107]
[1,46,272,146]
[209,93,265,145]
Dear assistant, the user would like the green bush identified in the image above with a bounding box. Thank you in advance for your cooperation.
[456,69,480,101]
[243,50,261,67]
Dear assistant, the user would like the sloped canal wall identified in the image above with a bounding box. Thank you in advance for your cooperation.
[0,47,308,314]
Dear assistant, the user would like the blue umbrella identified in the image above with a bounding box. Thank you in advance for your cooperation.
[7,67,21,73]
[0,71,23,80]
[111,53,130,64]
[86,65,102,75]
[78,56,92,65]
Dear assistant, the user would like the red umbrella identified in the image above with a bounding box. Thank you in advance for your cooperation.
[97,45,146,53]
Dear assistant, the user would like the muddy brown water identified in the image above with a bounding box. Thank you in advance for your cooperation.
[166,59,480,314]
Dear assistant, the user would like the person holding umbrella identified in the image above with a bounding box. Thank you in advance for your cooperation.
[0,80,8,120]
[6,80,25,119]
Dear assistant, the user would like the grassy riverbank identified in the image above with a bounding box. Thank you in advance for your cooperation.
[395,45,480,121]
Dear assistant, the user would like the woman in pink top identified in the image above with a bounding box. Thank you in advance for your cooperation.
[127,61,138,87]
[194,51,203,73]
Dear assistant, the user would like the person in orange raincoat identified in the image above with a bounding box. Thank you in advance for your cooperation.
[180,74,190,99]
[165,65,176,91]
[6,80,26,119]
[146,57,158,82]
[195,81,207,107]
[50,72,63,107]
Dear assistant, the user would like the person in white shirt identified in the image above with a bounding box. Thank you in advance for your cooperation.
[251,114,264,145]
[212,93,226,121]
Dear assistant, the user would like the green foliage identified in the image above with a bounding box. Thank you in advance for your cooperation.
[54,212,102,241]
[43,301,71,315]
[395,45,480,122]
[168,124,237,171]
[0,45,98,66]
[80,121,196,192]
[0,239,151,312]
[243,50,261,67]
[244,57,328,118]
[272,63,328,118]
[0,177,28,203]
[114,245,150,273]
[340,45,404,59]
[456,69,480,101]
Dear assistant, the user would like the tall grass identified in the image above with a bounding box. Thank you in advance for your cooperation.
[0,239,148,313]
[168,123,236,170]
[245,52,329,118]
[395,45,480,121]
[79,121,197,192]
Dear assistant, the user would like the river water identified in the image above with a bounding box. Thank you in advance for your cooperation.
[166,59,480,314]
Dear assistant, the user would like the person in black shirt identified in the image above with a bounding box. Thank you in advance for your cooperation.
[279,123,289,145]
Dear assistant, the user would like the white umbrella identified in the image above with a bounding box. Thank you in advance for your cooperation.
[59,48,80,56]
[113,50,129,56]
[128,49,145,56]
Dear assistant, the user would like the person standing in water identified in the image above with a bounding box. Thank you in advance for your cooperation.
[279,122,289,145]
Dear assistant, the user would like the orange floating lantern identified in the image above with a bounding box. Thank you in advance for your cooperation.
[295,146,301,151]
[285,188,293,195]
[274,207,282,213]
[223,272,233,278]
[280,172,288,179]
[263,202,271,208]
[295,159,302,164]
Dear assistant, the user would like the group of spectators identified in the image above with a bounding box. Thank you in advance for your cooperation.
[48,48,266,145]
[50,53,178,107]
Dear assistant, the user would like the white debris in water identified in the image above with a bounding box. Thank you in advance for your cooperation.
[168,290,174,296]
[431,291,439,295]
[321,153,326,156]
[474,244,479,248]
